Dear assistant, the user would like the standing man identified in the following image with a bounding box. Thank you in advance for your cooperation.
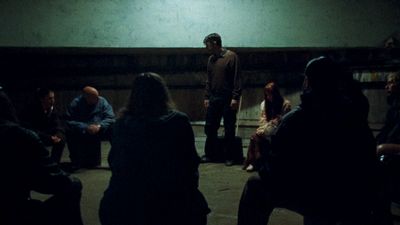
[202,33,242,166]
[66,86,115,170]
[20,88,66,164]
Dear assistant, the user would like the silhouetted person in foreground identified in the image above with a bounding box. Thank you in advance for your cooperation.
[66,86,115,169]
[0,86,83,225]
[237,57,390,225]
[20,88,66,163]
[99,73,210,225]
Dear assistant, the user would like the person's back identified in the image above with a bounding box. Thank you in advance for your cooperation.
[100,73,209,225]
[266,89,377,218]
[101,111,207,224]
[237,57,380,225]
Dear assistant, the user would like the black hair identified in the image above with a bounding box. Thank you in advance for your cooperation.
[203,33,222,46]
[123,72,174,117]
[263,81,284,121]
[304,56,340,92]
[36,87,54,99]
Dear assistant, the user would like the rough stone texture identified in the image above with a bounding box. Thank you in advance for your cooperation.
[1,47,399,123]
[1,0,400,48]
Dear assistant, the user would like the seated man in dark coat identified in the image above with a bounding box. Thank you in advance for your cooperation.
[0,86,84,225]
[20,88,66,163]
[376,71,400,205]
[237,57,390,225]
[377,71,400,150]
[66,86,115,169]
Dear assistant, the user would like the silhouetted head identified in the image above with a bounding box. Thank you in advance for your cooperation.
[0,86,18,123]
[124,72,174,117]
[384,37,399,49]
[303,56,340,94]
[204,33,222,55]
[36,88,55,111]
[82,86,99,106]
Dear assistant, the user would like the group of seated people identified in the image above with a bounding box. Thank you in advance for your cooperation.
[0,73,210,225]
[238,57,395,225]
[20,85,116,170]
[1,56,400,225]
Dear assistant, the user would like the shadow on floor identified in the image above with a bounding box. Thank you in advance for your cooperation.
[32,141,400,225]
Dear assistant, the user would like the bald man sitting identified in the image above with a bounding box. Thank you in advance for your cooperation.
[65,86,115,170]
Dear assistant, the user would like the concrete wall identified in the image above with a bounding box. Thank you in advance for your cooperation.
[1,0,399,47]
[1,47,398,125]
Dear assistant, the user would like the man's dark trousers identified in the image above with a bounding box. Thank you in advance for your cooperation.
[204,95,237,161]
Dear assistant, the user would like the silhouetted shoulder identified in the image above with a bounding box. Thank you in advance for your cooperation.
[2,122,40,142]
[164,110,191,125]
[225,50,238,58]
[171,110,189,119]
[280,106,301,122]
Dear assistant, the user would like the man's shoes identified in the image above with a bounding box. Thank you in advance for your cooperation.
[225,160,234,166]
[200,155,212,163]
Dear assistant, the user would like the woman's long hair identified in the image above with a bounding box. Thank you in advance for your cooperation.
[123,72,174,118]
[264,81,284,121]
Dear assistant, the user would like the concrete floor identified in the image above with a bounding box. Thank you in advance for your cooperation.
[32,138,304,225]
[32,137,400,225]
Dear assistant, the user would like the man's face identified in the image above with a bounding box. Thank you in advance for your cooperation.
[205,41,218,55]
[386,77,399,96]
[84,93,99,106]
[40,91,55,110]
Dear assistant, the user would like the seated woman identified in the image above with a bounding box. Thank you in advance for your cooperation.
[99,72,210,225]
[243,81,291,172]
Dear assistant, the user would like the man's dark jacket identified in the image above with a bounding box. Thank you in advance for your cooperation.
[260,91,378,217]
[0,119,73,224]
